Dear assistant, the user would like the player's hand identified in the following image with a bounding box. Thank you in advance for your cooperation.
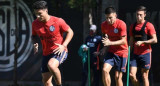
[93,52,100,56]
[104,34,108,38]
[53,43,65,56]
[135,41,143,46]
[34,43,38,54]
[102,37,111,46]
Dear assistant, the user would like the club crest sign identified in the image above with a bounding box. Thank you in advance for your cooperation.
[49,25,55,32]
[0,0,33,71]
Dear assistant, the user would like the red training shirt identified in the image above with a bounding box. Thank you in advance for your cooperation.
[101,19,128,58]
[32,16,70,56]
[129,21,156,55]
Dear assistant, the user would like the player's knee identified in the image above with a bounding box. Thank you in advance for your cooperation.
[102,67,109,74]
[142,72,148,79]
[115,75,119,80]
[129,72,136,79]
[42,78,52,86]
[115,74,122,80]
[141,69,149,79]
[48,62,56,70]
[115,72,122,81]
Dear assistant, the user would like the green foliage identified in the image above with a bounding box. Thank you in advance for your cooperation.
[68,0,83,9]
[68,0,96,9]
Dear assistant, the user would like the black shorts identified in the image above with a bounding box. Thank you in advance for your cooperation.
[130,52,151,69]
[41,51,68,73]
[104,52,127,72]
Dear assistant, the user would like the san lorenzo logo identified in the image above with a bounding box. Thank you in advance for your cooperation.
[114,28,118,33]
[49,25,55,32]
[0,0,33,71]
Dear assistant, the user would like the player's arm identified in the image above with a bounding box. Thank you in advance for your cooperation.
[32,35,39,54]
[112,35,127,45]
[135,23,157,46]
[53,18,74,55]
[135,34,157,46]
[143,34,157,44]
[31,35,39,44]
[62,27,74,47]
[32,22,39,54]
[102,35,127,46]
[99,34,108,55]
[54,28,74,55]
[102,21,127,46]
[100,24,109,55]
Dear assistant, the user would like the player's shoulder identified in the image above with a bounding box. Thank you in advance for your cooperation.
[116,19,126,25]
[50,16,60,22]
[32,19,39,24]
[116,19,126,29]
[32,19,41,27]
[101,21,107,26]
[145,21,155,31]
[146,21,154,27]
[51,16,65,22]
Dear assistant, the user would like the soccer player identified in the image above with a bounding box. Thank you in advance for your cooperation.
[101,7,128,86]
[32,1,74,86]
[129,6,157,86]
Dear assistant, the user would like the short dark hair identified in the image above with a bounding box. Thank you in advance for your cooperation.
[32,0,48,10]
[105,6,116,14]
[136,6,147,14]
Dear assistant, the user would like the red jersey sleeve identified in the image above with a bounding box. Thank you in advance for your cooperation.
[119,21,127,36]
[129,24,134,36]
[32,22,37,36]
[146,22,156,36]
[58,18,70,32]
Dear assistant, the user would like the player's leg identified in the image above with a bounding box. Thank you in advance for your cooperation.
[130,54,139,86]
[141,52,151,86]
[114,56,127,86]
[141,68,149,86]
[102,52,114,86]
[130,67,139,86]
[42,72,53,86]
[48,58,61,85]
[115,71,123,86]
[102,63,112,86]
[149,68,154,86]
[48,51,68,86]
[41,55,54,86]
